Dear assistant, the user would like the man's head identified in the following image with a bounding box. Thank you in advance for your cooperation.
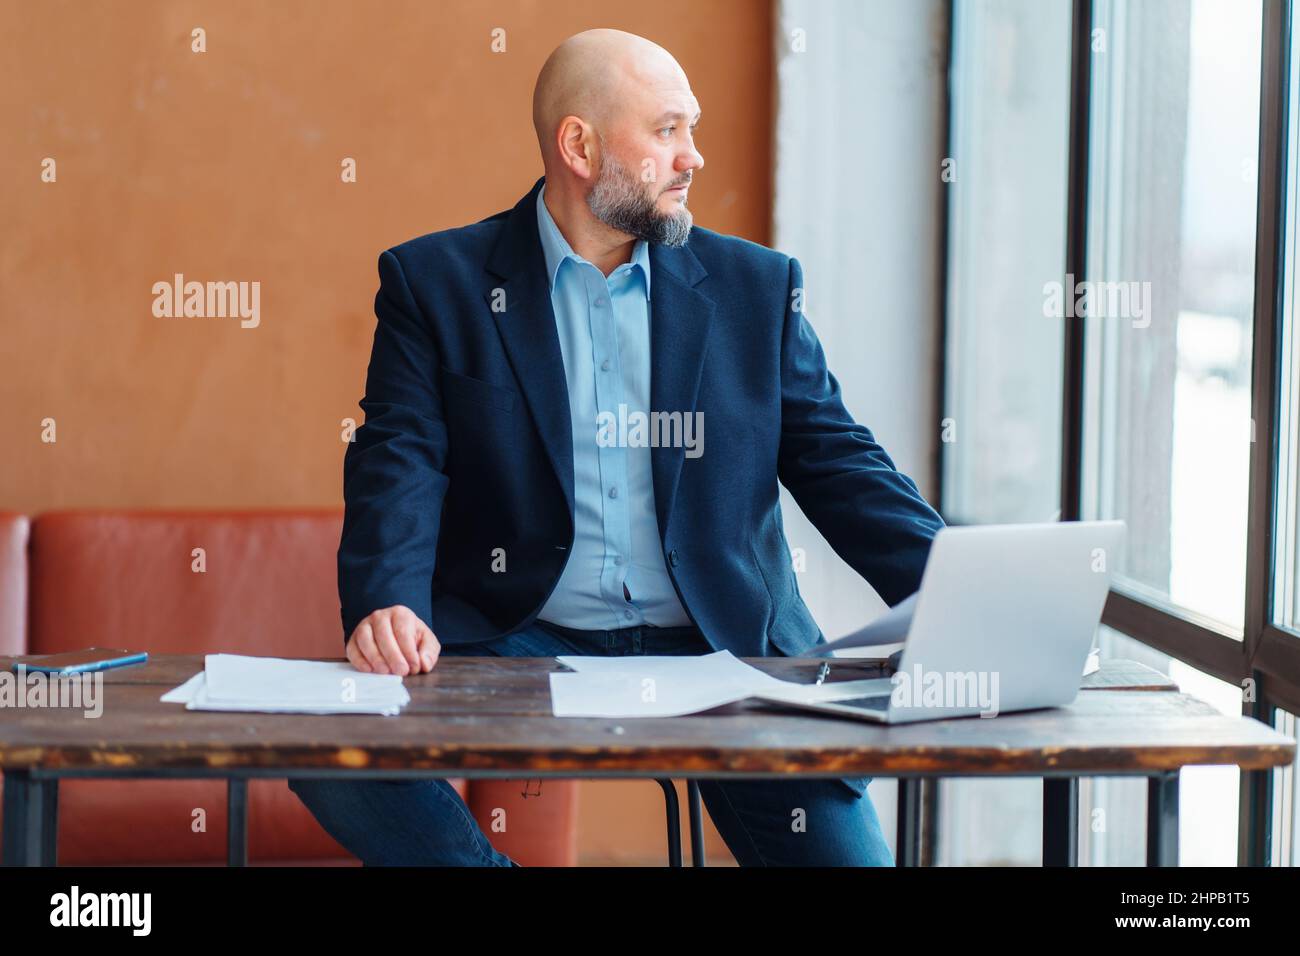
[532,29,703,248]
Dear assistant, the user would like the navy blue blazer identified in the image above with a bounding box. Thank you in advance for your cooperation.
[339,175,946,657]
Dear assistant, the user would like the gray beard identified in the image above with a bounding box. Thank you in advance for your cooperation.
[586,152,693,248]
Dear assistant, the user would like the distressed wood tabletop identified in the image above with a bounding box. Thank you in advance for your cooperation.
[0,655,1291,778]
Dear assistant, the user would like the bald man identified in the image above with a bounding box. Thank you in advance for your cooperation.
[289,29,944,866]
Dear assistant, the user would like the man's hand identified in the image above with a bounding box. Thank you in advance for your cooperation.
[346,605,440,675]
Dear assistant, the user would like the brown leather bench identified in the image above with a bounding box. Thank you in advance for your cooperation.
[2,509,577,865]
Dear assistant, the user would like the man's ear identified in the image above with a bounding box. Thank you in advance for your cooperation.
[556,115,597,180]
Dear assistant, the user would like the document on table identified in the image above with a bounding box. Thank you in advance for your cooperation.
[551,641,1100,718]
[549,650,894,718]
[161,654,410,716]
[803,592,919,657]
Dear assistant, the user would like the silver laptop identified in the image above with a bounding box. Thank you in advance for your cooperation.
[753,520,1126,724]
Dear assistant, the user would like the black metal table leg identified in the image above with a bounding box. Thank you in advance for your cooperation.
[1043,777,1079,866]
[897,777,923,866]
[920,778,939,866]
[227,778,248,867]
[686,780,706,867]
[40,777,58,866]
[657,779,682,867]
[1147,771,1179,867]
[2,769,43,866]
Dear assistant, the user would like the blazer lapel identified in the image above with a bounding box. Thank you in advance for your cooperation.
[484,176,575,522]
[648,241,714,540]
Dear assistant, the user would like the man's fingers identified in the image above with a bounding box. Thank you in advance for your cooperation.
[372,615,410,675]
[346,639,370,673]
[416,627,441,672]
[352,623,380,673]
[391,614,422,673]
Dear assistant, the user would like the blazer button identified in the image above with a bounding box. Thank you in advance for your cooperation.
[668,549,679,567]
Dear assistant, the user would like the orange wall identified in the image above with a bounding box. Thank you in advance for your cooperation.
[0,0,772,512]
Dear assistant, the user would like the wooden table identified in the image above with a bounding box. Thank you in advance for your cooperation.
[0,654,1293,867]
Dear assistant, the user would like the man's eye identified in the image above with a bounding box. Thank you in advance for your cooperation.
[659,127,675,138]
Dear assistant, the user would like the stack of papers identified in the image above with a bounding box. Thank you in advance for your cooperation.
[161,654,410,716]
[549,650,892,718]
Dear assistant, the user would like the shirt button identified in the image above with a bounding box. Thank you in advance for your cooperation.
[614,555,626,566]
[669,549,680,567]
[608,486,619,499]
[595,296,608,308]
[624,610,634,620]
[601,359,611,372]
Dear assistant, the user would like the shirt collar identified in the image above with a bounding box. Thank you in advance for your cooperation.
[536,181,651,299]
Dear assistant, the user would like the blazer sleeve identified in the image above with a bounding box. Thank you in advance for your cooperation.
[776,255,946,606]
[337,250,450,645]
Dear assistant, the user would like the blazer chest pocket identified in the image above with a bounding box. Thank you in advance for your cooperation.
[440,367,518,414]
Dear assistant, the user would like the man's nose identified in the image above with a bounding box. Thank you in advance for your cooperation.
[678,145,704,174]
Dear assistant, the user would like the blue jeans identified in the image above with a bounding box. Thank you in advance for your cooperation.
[288,620,894,866]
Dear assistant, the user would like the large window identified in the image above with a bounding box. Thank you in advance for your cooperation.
[1082,0,1262,635]
[941,0,1297,866]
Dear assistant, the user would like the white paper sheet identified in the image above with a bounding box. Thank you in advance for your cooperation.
[805,593,919,656]
[757,677,896,703]
[160,654,410,716]
[160,671,205,703]
[555,650,786,685]
[549,671,759,717]
[548,650,894,717]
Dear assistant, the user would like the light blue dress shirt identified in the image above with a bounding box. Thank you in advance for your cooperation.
[534,183,693,630]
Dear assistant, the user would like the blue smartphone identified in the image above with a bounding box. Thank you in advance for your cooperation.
[13,648,149,675]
